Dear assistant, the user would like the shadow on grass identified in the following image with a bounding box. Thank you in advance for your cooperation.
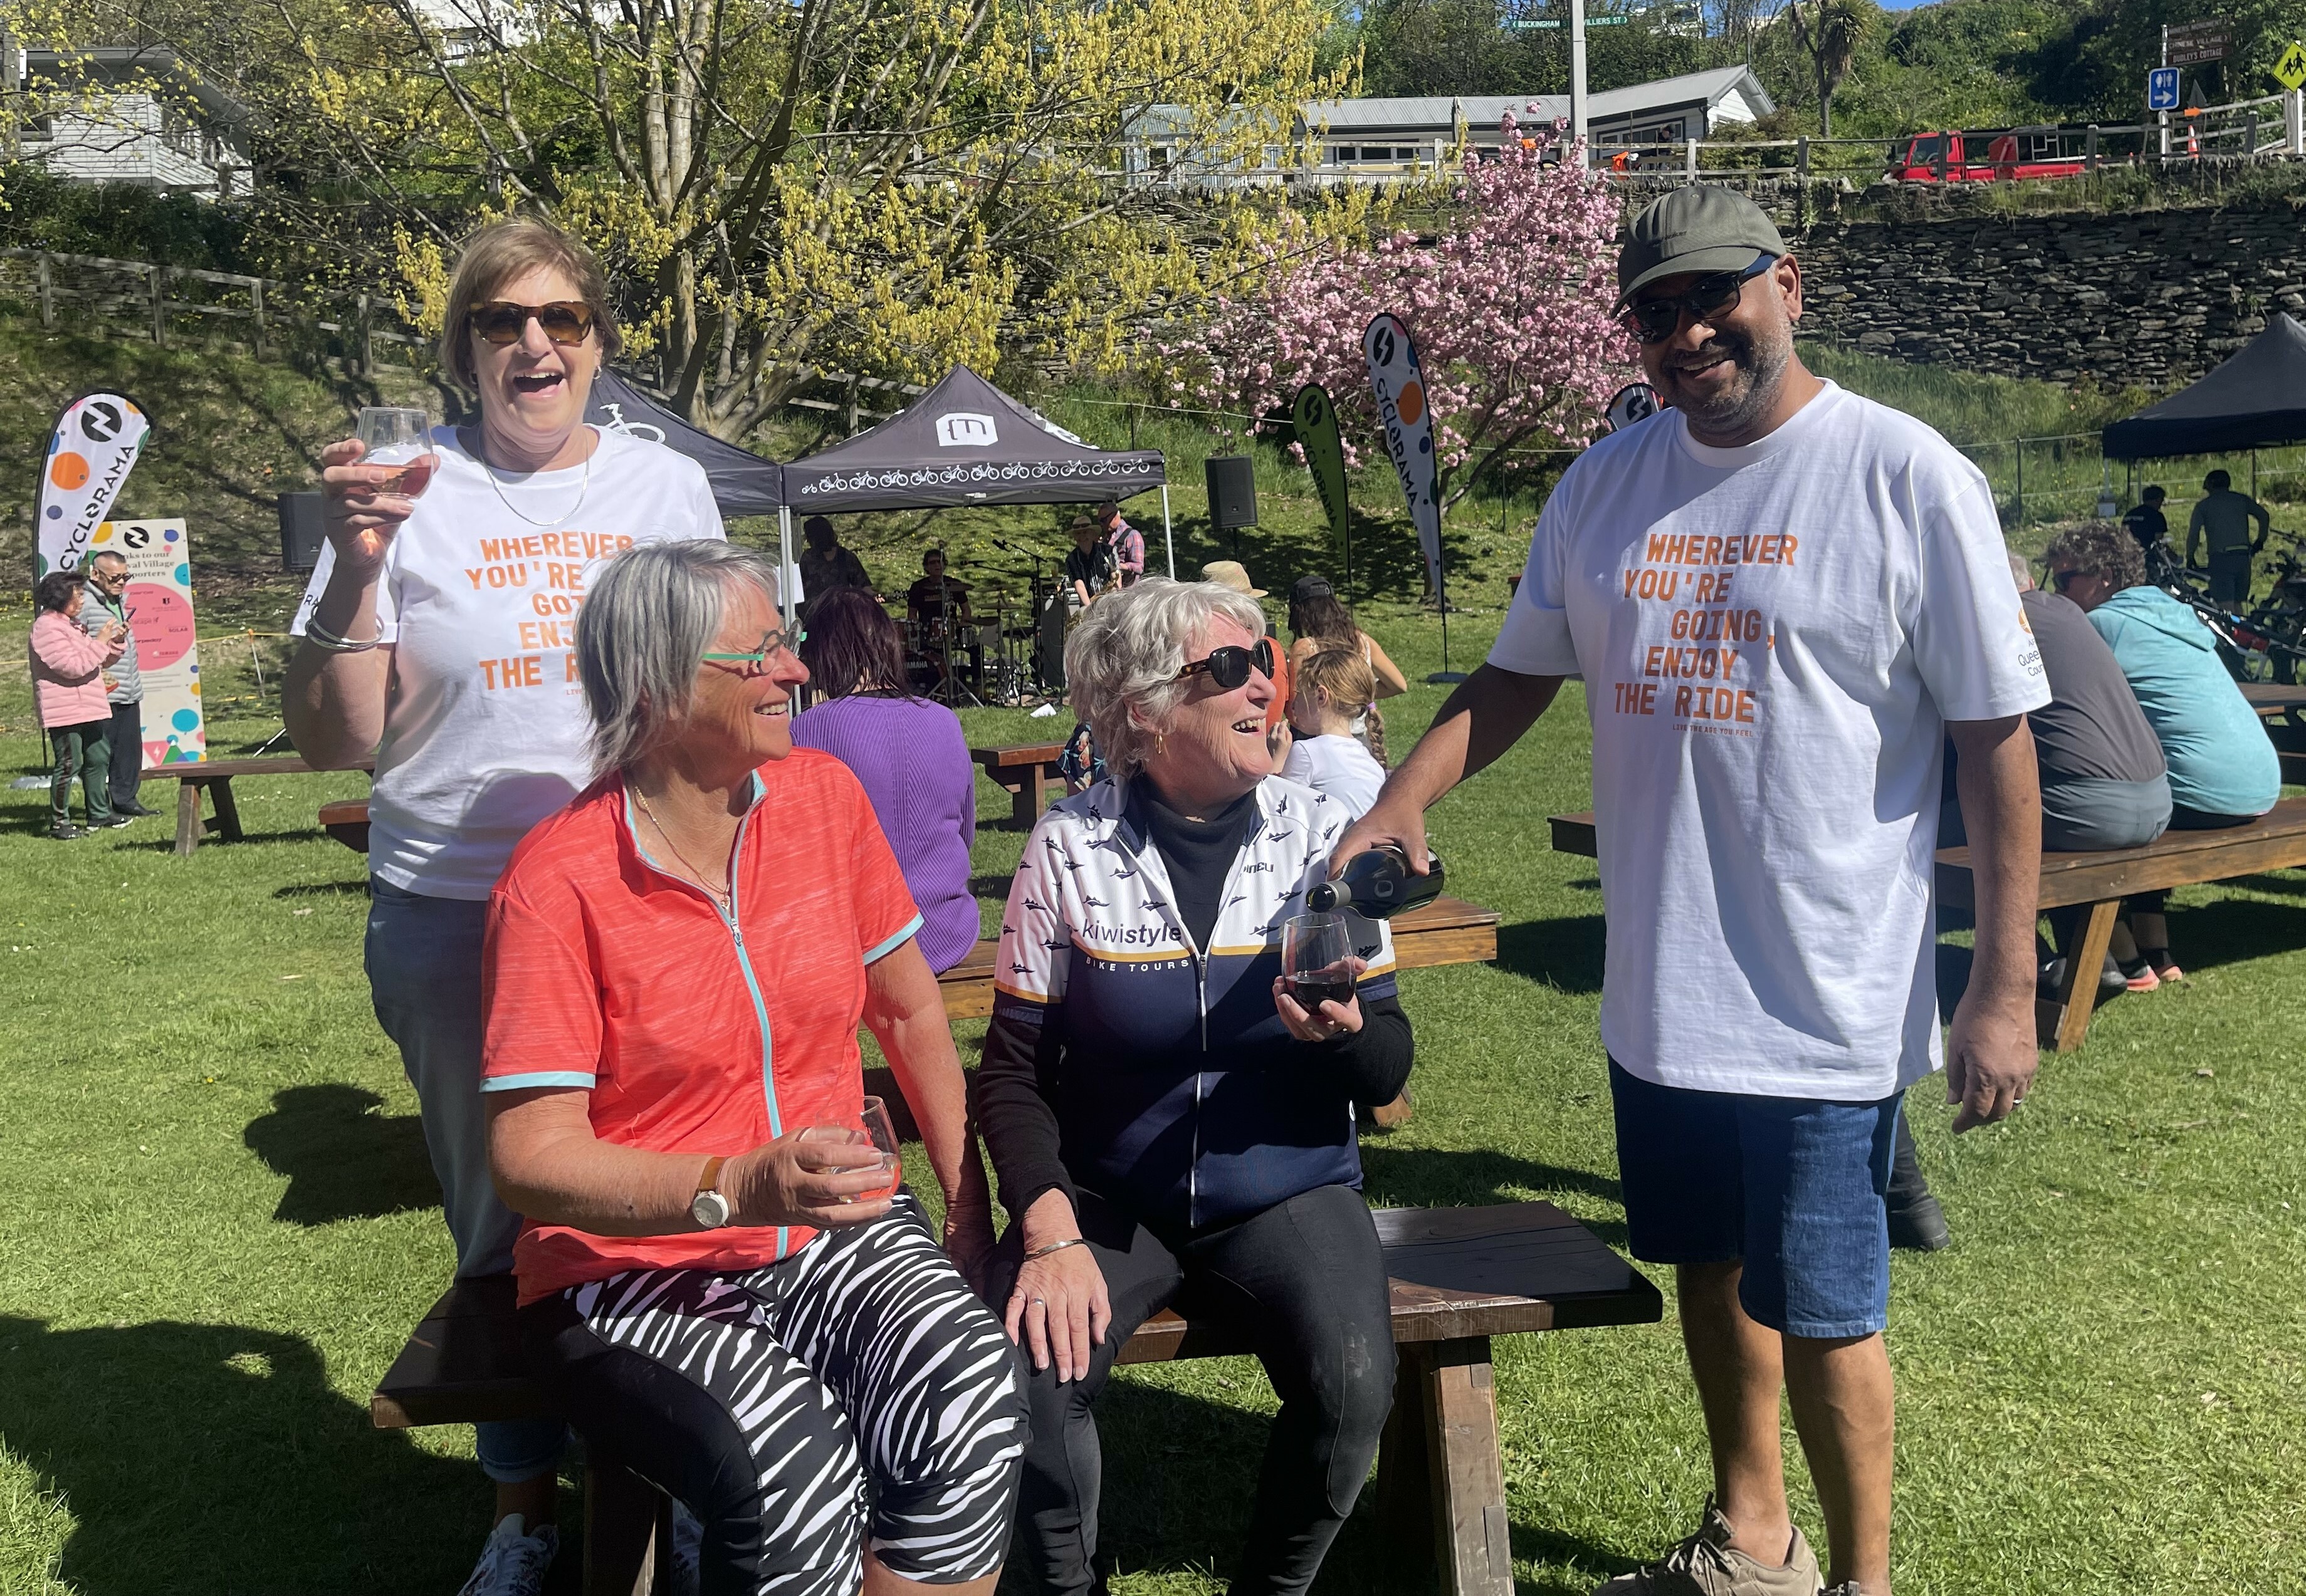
[1361,1146,1627,1246]
[2168,892,2306,972]
[275,879,372,899]
[111,830,322,853]
[1009,1360,1632,1595]
[2225,872,2306,899]
[243,1084,441,1225]
[1492,916,1605,996]
[0,1315,492,1595]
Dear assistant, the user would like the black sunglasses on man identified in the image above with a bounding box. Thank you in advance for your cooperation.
[1619,253,1778,345]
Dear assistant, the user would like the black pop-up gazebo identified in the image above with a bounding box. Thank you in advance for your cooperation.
[2102,313,2306,460]
[585,367,785,516]
[775,367,1170,619]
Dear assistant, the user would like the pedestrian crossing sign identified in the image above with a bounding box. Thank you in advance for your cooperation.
[2277,42,2306,92]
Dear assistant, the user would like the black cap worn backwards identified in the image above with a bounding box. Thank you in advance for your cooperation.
[1615,185,1789,311]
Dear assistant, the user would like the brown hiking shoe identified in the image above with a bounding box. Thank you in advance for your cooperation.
[1594,1500,1821,1595]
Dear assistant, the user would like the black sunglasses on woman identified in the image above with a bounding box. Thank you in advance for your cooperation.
[1176,637,1276,691]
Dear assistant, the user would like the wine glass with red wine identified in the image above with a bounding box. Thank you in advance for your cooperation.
[356,406,438,496]
[1282,911,1358,1015]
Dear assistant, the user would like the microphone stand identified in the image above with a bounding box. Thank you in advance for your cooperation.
[931,548,985,709]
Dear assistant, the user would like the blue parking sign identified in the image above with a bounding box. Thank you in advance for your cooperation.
[2147,66,2181,110]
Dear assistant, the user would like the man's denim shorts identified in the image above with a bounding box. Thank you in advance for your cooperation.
[1608,1059,1902,1340]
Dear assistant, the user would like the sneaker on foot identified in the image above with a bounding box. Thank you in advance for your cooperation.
[93,815,133,829]
[2120,961,2161,994]
[1594,1500,1820,1595]
[2146,952,2186,983]
[48,823,86,840]
[456,1514,560,1596]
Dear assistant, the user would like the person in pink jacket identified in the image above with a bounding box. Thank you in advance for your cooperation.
[30,569,128,839]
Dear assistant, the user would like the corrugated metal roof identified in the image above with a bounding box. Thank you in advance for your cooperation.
[1162,65,1774,140]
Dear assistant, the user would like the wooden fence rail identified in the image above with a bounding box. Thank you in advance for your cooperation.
[0,246,424,368]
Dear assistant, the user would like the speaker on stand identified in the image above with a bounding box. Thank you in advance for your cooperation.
[1205,456,1257,560]
[279,492,327,572]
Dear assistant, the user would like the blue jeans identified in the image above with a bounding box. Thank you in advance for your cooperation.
[1608,1060,1900,1340]
[366,878,567,1483]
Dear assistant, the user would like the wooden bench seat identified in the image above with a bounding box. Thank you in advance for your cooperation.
[375,1201,1659,1596]
[969,741,1067,828]
[157,755,374,858]
[936,893,1501,1020]
[1550,800,2306,1051]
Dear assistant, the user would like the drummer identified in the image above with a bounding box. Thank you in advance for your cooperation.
[906,548,972,627]
[1064,514,1117,608]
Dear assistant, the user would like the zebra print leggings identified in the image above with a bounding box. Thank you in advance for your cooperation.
[522,1194,1027,1594]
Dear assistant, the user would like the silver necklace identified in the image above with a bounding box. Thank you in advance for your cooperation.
[629,784,733,907]
[469,427,594,528]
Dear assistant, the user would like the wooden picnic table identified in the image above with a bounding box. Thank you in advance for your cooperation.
[375,1200,1660,1596]
[935,894,1502,1020]
[1549,800,2306,1051]
[969,741,1067,828]
[158,755,372,858]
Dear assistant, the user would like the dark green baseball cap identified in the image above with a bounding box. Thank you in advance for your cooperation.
[1615,185,1788,311]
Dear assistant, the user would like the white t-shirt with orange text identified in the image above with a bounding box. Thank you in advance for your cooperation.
[294,425,724,899]
[1489,383,2046,1098]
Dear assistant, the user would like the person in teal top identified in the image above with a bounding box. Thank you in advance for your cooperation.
[2045,522,2280,985]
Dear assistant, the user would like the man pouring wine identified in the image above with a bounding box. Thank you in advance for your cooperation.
[1334,186,2048,1596]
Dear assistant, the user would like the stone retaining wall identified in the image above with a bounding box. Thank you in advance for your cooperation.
[1786,202,2306,389]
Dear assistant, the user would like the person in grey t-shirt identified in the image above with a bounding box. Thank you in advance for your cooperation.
[2186,469,2270,605]
[80,551,154,818]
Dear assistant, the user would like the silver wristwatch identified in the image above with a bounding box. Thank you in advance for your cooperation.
[691,1155,731,1229]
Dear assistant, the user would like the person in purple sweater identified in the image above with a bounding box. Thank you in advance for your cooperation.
[793,587,982,973]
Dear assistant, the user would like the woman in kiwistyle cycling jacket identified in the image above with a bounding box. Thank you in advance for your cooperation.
[973,576,1415,1596]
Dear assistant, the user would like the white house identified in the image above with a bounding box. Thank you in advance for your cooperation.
[16,46,254,201]
[1126,66,1774,186]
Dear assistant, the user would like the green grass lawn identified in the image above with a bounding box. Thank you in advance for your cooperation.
[3,596,2304,1596]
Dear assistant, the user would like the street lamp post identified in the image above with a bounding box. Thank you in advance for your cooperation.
[1569,0,1588,167]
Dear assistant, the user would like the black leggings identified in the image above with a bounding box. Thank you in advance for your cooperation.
[982,1183,1395,1596]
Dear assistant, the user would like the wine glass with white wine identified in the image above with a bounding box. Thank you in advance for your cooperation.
[355,406,439,498]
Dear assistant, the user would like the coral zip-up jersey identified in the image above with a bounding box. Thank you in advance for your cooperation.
[481,749,923,1303]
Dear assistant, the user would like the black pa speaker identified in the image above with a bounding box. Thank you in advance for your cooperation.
[1205,456,1258,531]
[279,491,327,571]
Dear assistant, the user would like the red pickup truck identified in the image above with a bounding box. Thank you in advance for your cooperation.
[1891,129,2086,182]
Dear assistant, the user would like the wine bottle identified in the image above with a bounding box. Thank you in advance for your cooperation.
[1306,843,1444,919]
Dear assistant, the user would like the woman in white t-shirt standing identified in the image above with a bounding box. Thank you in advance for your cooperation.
[1282,644,1388,817]
[285,217,723,1595]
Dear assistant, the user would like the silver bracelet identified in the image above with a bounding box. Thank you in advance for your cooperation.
[303,616,386,654]
[1022,1236,1087,1262]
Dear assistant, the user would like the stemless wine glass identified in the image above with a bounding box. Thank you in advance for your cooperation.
[858,1096,904,1199]
[356,405,437,496]
[1281,911,1358,1016]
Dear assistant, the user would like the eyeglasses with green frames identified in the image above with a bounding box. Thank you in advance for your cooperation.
[701,628,805,667]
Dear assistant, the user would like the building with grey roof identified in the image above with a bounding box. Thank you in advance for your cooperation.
[1126,66,1774,187]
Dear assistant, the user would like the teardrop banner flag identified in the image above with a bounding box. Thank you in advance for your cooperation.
[1292,382,1351,550]
[36,393,150,577]
[1361,315,1442,597]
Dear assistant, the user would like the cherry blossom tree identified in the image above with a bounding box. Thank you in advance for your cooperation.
[1161,117,1636,513]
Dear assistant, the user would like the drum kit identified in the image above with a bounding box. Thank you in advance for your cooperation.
[898,544,1088,707]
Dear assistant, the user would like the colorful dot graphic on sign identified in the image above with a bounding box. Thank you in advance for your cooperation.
[127,583,197,670]
[50,452,90,490]
[1396,380,1425,426]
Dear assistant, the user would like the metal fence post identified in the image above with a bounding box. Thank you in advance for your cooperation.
[357,292,373,373]
[36,251,53,329]
[2246,108,2260,161]
[1685,137,1697,180]
[150,265,167,346]
[2015,439,2024,524]
[2290,89,2305,156]
[2085,125,2100,170]
[1796,136,1810,178]
[250,277,266,357]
